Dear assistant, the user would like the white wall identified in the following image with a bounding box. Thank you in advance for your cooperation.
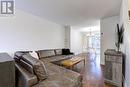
[100,16,119,65]
[119,0,130,87]
[70,28,83,54]
[0,10,65,56]
[70,23,100,55]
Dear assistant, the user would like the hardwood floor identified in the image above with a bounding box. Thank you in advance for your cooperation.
[76,53,117,87]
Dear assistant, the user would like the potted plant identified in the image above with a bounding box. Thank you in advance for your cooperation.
[115,24,124,52]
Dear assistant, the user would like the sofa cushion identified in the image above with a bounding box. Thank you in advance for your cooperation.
[15,63,38,87]
[41,55,72,63]
[22,54,48,81]
[32,62,82,87]
[32,74,81,87]
[36,50,55,59]
[62,49,71,55]
[55,49,62,55]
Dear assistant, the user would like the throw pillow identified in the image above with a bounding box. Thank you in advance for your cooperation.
[30,51,39,59]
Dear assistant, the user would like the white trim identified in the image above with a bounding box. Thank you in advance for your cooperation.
[123,76,128,87]
[124,81,127,87]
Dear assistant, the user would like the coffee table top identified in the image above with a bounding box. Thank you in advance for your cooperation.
[61,57,85,67]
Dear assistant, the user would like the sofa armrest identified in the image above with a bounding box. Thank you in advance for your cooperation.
[15,63,38,87]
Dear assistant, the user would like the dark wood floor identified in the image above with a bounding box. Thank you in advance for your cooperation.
[76,53,116,87]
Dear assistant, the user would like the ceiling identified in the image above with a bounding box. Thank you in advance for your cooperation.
[16,0,122,26]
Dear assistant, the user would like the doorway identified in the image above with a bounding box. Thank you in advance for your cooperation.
[82,27,100,64]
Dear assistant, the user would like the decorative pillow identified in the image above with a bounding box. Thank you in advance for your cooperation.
[22,54,48,81]
[33,61,48,81]
[62,49,71,55]
[30,51,39,59]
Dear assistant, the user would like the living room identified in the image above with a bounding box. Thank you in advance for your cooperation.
[0,0,129,87]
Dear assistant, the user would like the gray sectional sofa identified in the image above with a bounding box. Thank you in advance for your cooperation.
[14,49,82,87]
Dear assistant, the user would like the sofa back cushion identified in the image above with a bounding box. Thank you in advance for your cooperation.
[36,50,55,59]
[55,49,62,55]
[15,63,38,87]
[22,54,48,81]
[19,59,34,74]
[14,51,32,60]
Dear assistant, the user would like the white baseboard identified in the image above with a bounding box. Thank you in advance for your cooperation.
[124,81,127,87]
[123,76,127,87]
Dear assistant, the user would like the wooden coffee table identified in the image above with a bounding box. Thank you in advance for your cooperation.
[61,57,85,70]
